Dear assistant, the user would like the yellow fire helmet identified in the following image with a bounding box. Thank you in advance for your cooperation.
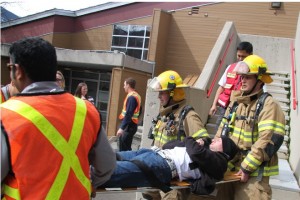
[148,70,189,101]
[234,55,274,84]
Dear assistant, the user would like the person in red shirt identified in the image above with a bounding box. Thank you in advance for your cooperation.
[209,41,253,132]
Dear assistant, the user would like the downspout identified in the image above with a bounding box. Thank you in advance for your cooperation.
[144,61,156,78]
[118,51,126,69]
[290,40,298,110]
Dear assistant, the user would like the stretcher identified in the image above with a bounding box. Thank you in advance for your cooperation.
[104,136,241,194]
[96,171,241,194]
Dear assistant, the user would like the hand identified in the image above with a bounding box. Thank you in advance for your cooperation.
[116,128,124,137]
[196,138,204,146]
[209,105,217,115]
[236,169,249,183]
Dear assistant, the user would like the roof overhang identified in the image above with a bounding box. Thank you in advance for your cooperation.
[1,2,134,29]
[1,44,154,74]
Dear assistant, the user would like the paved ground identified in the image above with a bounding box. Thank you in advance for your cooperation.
[92,135,143,200]
[93,192,139,200]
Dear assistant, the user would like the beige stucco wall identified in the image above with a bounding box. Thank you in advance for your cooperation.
[107,68,152,137]
[289,12,300,185]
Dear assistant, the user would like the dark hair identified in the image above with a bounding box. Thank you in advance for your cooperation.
[125,77,136,89]
[74,82,87,98]
[9,37,57,82]
[237,41,253,55]
[221,136,239,160]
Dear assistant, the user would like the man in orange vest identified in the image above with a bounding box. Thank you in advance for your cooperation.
[209,41,253,132]
[117,77,142,151]
[1,37,116,200]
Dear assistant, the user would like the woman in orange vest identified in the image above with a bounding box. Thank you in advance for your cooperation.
[1,37,116,200]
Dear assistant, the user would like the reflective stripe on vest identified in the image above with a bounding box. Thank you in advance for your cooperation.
[1,90,6,104]
[119,91,141,124]
[1,98,91,199]
[218,63,240,107]
[2,184,20,200]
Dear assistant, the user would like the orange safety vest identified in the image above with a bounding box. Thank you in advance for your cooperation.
[1,94,100,200]
[0,89,6,104]
[119,91,141,124]
[218,63,241,108]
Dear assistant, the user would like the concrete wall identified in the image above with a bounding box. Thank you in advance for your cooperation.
[289,12,300,186]
[193,22,239,123]
[140,85,160,148]
[148,9,172,75]
[239,34,292,72]
[141,21,239,147]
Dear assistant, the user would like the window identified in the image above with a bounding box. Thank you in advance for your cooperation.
[111,25,151,60]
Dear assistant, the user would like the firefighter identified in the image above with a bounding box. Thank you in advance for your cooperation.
[213,55,286,200]
[144,70,209,200]
[1,37,116,200]
[209,41,253,132]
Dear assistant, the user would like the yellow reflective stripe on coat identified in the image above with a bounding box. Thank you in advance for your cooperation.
[1,99,91,199]
[230,127,259,143]
[232,165,278,176]
[2,184,20,200]
[227,162,235,170]
[192,128,209,138]
[250,165,279,176]
[154,132,177,145]
[258,120,285,134]
[243,154,262,171]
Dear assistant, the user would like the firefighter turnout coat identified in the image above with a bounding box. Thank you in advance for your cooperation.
[152,99,209,148]
[216,89,285,177]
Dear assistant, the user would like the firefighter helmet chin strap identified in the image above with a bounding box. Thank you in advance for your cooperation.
[243,78,259,96]
[163,90,174,108]
[163,82,176,108]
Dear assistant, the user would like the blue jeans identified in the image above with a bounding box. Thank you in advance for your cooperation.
[102,148,172,188]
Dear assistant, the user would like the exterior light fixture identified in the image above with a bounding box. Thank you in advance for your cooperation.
[188,7,199,15]
[270,2,282,9]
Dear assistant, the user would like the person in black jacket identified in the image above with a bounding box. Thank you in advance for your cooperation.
[98,136,238,195]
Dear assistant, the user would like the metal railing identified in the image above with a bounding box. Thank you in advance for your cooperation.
[206,32,234,98]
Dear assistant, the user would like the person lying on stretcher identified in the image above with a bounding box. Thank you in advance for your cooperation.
[92,136,239,195]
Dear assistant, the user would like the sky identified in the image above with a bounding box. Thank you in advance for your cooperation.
[0,0,111,17]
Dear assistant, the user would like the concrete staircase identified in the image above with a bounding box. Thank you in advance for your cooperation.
[266,72,291,160]
[267,72,299,199]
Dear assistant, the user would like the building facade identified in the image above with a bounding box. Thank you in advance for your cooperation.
[1,2,300,134]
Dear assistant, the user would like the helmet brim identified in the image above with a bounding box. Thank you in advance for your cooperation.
[236,72,274,84]
[147,77,189,91]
